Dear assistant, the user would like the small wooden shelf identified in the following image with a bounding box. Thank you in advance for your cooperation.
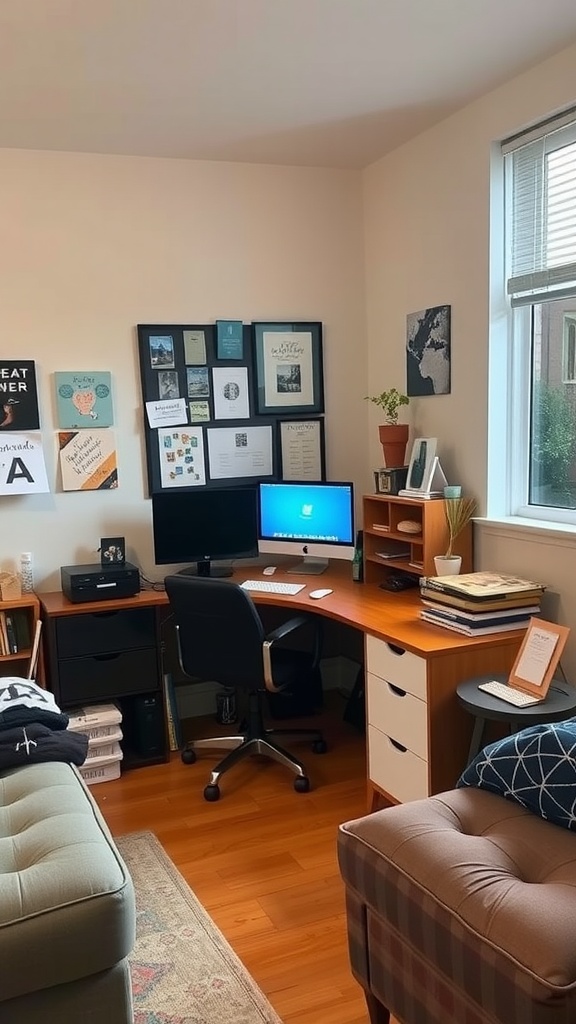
[363,493,473,584]
[0,593,43,683]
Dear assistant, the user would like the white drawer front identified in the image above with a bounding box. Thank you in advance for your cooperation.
[368,725,429,803]
[366,635,426,699]
[366,672,428,761]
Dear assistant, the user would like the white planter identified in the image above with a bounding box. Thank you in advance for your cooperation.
[434,555,462,576]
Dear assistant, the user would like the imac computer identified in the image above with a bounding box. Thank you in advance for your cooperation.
[152,486,258,578]
[258,480,355,575]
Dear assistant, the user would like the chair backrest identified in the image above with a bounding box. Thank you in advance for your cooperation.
[164,575,267,691]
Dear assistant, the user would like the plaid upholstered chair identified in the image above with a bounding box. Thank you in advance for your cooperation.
[338,785,576,1024]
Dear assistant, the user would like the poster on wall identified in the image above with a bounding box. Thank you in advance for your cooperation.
[279,419,325,480]
[54,371,114,428]
[0,432,49,494]
[58,430,118,490]
[212,366,250,419]
[207,424,273,480]
[157,427,206,487]
[406,305,451,396]
[0,361,40,431]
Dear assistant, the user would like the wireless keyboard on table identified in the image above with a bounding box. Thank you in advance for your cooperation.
[477,679,542,707]
[240,579,306,596]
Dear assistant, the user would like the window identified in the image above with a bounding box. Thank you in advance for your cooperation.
[502,113,576,520]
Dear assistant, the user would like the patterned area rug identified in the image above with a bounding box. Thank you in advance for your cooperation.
[117,831,283,1024]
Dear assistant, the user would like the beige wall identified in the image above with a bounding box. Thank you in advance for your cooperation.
[363,41,576,674]
[0,151,367,590]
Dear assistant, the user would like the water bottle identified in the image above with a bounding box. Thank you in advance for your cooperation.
[20,552,34,593]
[216,687,237,725]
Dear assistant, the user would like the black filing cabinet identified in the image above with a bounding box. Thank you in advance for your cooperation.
[41,594,169,768]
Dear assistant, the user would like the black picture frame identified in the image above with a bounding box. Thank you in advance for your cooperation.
[253,322,324,415]
[278,417,326,480]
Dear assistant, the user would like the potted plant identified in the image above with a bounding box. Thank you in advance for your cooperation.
[434,495,477,576]
[365,387,410,467]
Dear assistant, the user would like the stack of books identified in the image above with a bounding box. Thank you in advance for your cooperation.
[419,571,546,636]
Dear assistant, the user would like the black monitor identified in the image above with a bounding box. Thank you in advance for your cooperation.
[151,486,258,578]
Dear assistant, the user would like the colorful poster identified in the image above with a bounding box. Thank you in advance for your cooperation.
[0,361,40,431]
[55,371,113,428]
[58,430,118,490]
[0,432,49,494]
[158,427,206,487]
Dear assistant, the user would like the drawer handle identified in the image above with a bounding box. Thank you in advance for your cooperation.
[90,611,121,620]
[388,737,408,753]
[92,653,122,662]
[386,643,406,657]
[387,683,407,698]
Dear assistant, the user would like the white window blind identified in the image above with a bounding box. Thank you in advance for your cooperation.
[505,118,576,306]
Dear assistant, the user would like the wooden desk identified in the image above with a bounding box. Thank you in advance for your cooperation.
[39,563,525,803]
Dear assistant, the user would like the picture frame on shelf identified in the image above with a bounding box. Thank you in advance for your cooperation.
[253,322,324,415]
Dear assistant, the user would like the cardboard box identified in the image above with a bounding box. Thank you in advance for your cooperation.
[0,572,22,601]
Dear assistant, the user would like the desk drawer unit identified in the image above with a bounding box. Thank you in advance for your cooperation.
[366,635,429,802]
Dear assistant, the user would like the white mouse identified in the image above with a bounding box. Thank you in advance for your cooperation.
[309,588,333,600]
[262,566,277,575]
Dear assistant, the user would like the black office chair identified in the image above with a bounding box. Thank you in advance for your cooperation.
[164,575,327,801]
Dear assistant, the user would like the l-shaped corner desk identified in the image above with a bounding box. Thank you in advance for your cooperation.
[38,561,526,809]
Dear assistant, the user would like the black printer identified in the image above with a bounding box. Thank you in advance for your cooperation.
[60,562,141,603]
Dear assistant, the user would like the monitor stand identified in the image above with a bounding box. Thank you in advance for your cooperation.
[287,557,329,576]
[178,561,232,579]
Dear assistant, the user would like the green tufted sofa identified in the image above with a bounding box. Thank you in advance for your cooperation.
[0,760,135,1024]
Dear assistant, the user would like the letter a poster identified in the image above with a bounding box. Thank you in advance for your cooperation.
[0,433,50,494]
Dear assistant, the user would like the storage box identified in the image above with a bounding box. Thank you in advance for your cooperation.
[79,760,122,785]
[84,727,123,759]
[67,703,122,741]
[79,740,123,786]
[0,572,21,601]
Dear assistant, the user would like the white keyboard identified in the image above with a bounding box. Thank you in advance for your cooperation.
[478,679,542,707]
[241,579,306,596]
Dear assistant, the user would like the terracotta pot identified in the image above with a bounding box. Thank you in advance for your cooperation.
[378,423,409,468]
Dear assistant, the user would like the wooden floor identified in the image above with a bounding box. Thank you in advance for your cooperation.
[94,695,371,1024]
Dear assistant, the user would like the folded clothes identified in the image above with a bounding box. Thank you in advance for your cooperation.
[0,677,69,731]
[0,722,88,768]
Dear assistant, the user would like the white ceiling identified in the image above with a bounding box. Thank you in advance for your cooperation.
[2,0,576,169]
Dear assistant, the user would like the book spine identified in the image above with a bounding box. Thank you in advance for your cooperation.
[4,613,18,654]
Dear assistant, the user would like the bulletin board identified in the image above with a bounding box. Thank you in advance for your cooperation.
[136,321,326,494]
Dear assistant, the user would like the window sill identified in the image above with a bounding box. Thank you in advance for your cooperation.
[476,516,576,546]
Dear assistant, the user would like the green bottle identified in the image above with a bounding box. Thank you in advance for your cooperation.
[352,530,364,583]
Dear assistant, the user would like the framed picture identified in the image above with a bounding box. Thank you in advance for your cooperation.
[508,618,570,699]
[279,418,326,480]
[405,437,438,492]
[406,304,451,396]
[253,322,324,415]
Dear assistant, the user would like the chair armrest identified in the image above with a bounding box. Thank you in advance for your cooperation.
[262,615,313,692]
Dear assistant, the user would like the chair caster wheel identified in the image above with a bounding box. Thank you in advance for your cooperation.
[181,748,196,765]
[312,739,327,754]
[204,784,220,802]
[294,776,310,793]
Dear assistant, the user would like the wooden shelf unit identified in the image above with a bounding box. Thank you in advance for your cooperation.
[0,594,42,683]
[362,492,473,584]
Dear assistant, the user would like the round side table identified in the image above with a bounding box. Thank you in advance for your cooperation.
[457,675,576,766]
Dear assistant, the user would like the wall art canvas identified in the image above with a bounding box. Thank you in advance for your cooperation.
[0,432,49,494]
[406,305,451,396]
[0,361,40,431]
[55,371,113,428]
[58,430,118,490]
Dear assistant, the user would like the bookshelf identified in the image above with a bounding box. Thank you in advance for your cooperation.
[362,493,473,584]
[0,594,42,683]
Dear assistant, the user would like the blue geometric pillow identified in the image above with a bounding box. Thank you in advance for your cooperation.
[457,718,576,830]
